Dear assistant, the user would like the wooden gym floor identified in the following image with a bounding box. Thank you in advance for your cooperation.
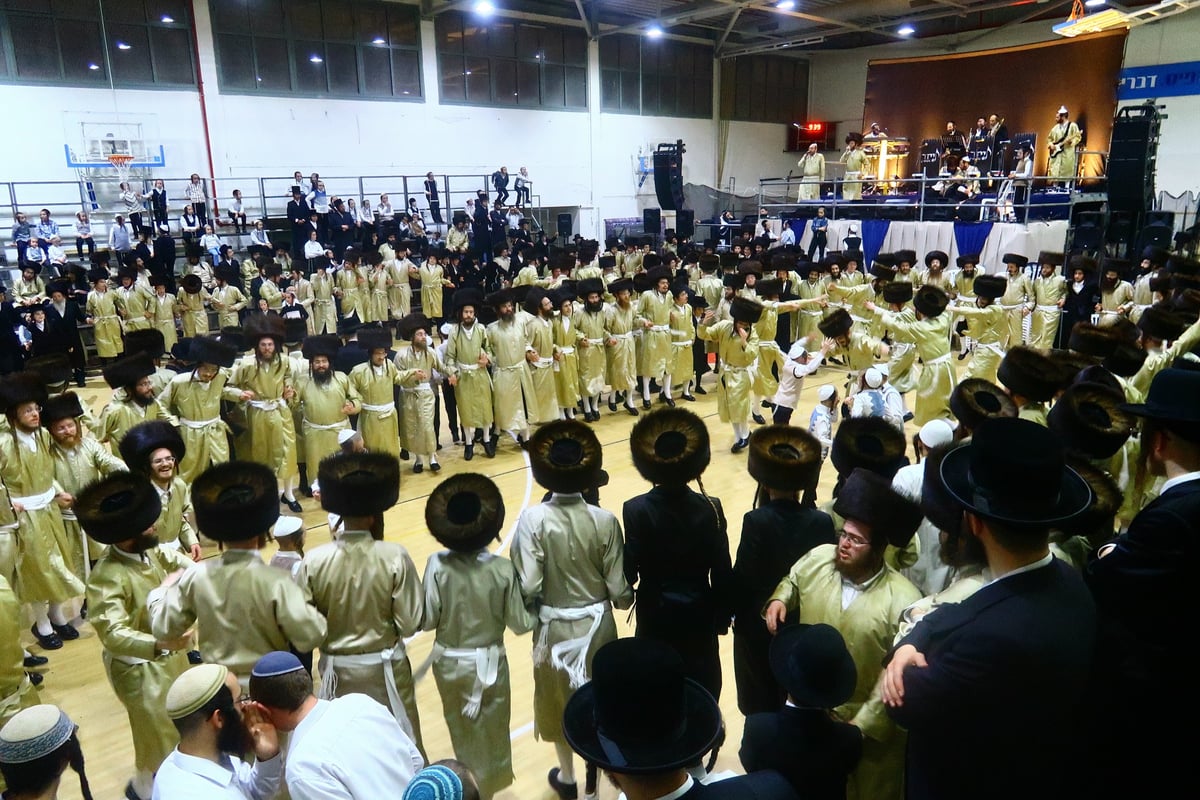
[31,354,909,800]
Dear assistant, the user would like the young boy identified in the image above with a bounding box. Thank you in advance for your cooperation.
[267,515,305,579]
[772,338,832,424]
[809,384,838,460]
[422,473,533,800]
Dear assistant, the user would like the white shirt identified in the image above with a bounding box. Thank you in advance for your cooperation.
[893,462,953,596]
[1160,470,1200,494]
[152,748,282,800]
[772,352,824,408]
[779,228,796,247]
[841,566,885,610]
[286,695,424,800]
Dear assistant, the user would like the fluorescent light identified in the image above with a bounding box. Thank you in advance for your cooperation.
[473,0,495,16]
[897,24,915,36]
[372,37,386,45]
[88,63,100,70]
[646,26,664,38]
[776,0,796,9]
[116,41,131,50]
[161,15,174,23]
[1085,0,1106,6]
[309,55,323,63]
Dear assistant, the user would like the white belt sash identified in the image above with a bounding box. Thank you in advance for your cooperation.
[319,646,414,739]
[926,353,952,365]
[304,419,349,431]
[179,416,221,429]
[247,399,283,412]
[360,401,395,418]
[12,487,56,511]
[533,600,609,690]
[648,324,670,332]
[431,642,502,719]
[1035,304,1061,312]
[557,346,575,355]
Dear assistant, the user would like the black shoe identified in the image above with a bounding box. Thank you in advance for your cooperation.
[958,351,967,361]
[187,650,203,664]
[430,461,442,473]
[643,398,651,410]
[625,404,639,416]
[752,413,766,425]
[413,463,423,474]
[23,654,48,668]
[31,625,62,650]
[902,411,914,422]
[299,486,313,498]
[125,780,143,800]
[695,386,707,395]
[682,393,696,402]
[80,599,87,619]
[283,497,303,513]
[548,768,578,800]
[51,623,79,641]
[464,443,475,461]
[483,439,497,458]
[608,397,618,412]
[761,399,772,408]
[452,435,461,445]
[436,442,442,450]
[664,397,676,408]
[27,671,43,686]
[400,449,410,461]
[731,438,750,453]
[650,379,661,393]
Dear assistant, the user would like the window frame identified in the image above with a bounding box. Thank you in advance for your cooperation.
[600,33,713,120]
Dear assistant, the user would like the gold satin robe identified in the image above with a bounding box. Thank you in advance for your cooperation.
[1030,276,1067,349]
[52,435,125,569]
[525,315,559,424]
[211,284,247,330]
[552,315,582,410]
[418,263,445,319]
[699,320,759,425]
[231,355,297,483]
[603,303,637,392]
[152,477,199,554]
[296,370,360,471]
[998,273,1032,348]
[116,284,153,332]
[159,372,243,482]
[394,346,444,456]
[636,289,674,378]
[86,545,194,773]
[310,272,338,335]
[575,309,608,398]
[953,303,1007,384]
[86,289,124,358]
[178,288,210,338]
[874,309,954,426]
[487,318,537,432]
[444,323,493,430]
[349,361,421,457]
[0,575,40,725]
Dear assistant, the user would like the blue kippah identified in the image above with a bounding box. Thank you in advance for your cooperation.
[402,764,463,800]
[251,651,305,678]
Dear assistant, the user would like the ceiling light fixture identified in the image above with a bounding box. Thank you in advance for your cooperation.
[161,15,174,23]
[646,25,664,38]
[1085,0,1107,6]
[116,41,131,50]
[309,54,323,63]
[372,37,386,45]
[473,0,495,16]
[897,24,915,36]
[88,63,100,70]
[776,0,796,9]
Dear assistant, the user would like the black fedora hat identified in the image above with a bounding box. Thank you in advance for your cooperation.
[832,468,923,547]
[119,420,186,475]
[1048,382,1134,460]
[75,471,163,545]
[747,425,823,492]
[318,452,401,516]
[192,461,279,542]
[629,407,710,486]
[949,378,1017,431]
[940,418,1091,529]
[768,623,857,709]
[562,638,722,775]
[528,419,603,494]
[1120,367,1200,427]
[425,472,505,552]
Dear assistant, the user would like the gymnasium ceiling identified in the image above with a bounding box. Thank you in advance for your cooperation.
[419,0,1169,57]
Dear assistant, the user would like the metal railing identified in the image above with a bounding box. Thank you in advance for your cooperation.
[755,172,1109,224]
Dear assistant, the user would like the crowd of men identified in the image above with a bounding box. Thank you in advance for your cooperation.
[0,212,1198,800]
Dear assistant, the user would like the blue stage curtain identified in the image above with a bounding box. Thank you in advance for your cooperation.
[953,221,993,259]
[862,219,891,266]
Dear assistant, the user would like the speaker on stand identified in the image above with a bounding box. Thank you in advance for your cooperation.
[652,140,686,211]
[557,213,573,240]
[677,209,694,240]
[643,208,661,239]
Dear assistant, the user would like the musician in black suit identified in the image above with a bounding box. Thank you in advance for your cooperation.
[740,624,862,800]
[43,280,88,386]
[882,418,1096,800]
[732,426,834,715]
[562,638,799,800]
[1084,367,1200,800]
[623,408,733,701]
[1057,255,1099,349]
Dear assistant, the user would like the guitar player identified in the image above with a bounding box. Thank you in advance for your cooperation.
[1047,105,1082,188]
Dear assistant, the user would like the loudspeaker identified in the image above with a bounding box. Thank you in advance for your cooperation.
[557,213,572,239]
[643,208,661,235]
[653,151,685,210]
[1108,110,1158,214]
[677,209,694,239]
[1143,210,1174,228]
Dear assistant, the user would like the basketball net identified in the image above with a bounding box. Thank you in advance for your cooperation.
[107,153,135,185]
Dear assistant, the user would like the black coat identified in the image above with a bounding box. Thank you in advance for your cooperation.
[622,486,732,699]
[731,500,836,714]
[1083,477,1200,798]
[740,706,862,800]
[680,771,799,800]
[1057,279,1098,347]
[42,299,87,369]
[154,234,177,274]
[885,559,1095,800]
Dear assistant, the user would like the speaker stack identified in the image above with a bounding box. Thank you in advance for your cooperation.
[1107,104,1163,216]
[557,213,573,239]
[643,208,661,236]
[652,140,687,211]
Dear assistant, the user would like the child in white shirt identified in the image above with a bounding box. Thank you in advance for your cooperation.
[771,338,831,424]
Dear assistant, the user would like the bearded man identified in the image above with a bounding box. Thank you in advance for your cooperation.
[295,335,360,473]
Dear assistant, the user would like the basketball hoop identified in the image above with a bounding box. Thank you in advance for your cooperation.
[107,153,135,184]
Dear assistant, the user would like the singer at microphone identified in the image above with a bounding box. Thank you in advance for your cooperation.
[796,142,825,202]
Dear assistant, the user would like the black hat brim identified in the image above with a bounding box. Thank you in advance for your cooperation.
[940,445,1092,528]
[562,679,723,776]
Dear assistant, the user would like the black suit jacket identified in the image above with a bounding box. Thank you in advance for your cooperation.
[622,486,733,634]
[886,559,1095,800]
[682,771,798,800]
[731,501,836,631]
[740,706,861,800]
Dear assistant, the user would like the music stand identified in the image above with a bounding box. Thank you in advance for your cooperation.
[940,136,966,172]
